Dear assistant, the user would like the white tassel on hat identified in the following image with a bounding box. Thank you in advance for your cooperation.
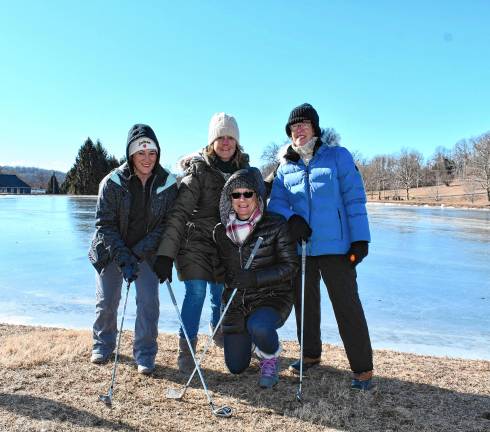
[208,112,240,146]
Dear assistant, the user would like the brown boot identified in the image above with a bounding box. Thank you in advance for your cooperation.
[177,337,197,374]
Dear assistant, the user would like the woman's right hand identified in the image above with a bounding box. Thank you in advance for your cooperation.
[153,255,174,283]
[121,256,139,283]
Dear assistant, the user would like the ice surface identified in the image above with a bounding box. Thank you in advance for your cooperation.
[0,196,488,359]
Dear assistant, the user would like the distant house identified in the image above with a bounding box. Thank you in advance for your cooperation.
[0,174,32,194]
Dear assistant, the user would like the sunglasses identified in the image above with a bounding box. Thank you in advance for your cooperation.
[231,191,255,199]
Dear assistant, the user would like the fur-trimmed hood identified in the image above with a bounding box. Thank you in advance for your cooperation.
[175,148,250,174]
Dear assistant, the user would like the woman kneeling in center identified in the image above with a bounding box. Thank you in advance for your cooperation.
[213,168,298,388]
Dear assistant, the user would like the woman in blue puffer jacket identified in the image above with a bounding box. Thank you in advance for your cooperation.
[268,103,375,391]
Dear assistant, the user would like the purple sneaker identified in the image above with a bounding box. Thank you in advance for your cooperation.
[259,357,279,389]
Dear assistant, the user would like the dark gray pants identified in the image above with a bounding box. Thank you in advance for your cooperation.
[295,254,373,374]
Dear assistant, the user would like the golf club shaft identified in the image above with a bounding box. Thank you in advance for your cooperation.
[184,236,264,389]
[166,279,214,405]
[107,280,131,395]
[182,287,237,389]
[298,241,306,396]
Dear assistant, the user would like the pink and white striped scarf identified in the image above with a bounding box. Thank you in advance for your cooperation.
[225,206,263,245]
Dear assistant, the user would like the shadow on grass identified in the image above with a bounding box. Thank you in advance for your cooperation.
[154,354,490,432]
[0,393,137,431]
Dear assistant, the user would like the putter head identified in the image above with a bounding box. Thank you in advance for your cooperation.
[212,405,233,418]
[166,387,185,400]
[99,394,112,407]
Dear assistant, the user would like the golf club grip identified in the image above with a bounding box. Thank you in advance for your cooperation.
[165,280,178,305]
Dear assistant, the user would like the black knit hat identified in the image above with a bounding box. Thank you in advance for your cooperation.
[285,103,321,138]
[127,124,159,148]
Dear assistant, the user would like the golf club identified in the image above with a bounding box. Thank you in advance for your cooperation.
[165,279,232,418]
[99,280,131,407]
[166,236,264,401]
[296,240,306,403]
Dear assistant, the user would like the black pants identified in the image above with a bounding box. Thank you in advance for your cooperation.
[294,254,373,374]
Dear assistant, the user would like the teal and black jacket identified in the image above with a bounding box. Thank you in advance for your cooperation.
[88,162,177,273]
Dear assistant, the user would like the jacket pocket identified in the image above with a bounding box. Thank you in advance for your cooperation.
[88,236,111,273]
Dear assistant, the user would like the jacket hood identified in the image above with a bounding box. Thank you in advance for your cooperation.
[176,147,250,173]
[219,167,265,225]
[126,124,161,175]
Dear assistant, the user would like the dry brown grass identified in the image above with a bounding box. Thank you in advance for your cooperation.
[0,324,489,432]
[0,328,91,368]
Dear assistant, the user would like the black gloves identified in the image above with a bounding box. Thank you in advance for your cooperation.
[287,214,312,244]
[347,241,369,267]
[120,255,139,283]
[114,248,139,283]
[153,255,174,283]
[231,269,257,290]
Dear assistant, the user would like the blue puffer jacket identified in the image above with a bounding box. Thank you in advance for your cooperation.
[268,140,370,256]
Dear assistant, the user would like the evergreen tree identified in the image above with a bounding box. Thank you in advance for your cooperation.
[46,172,60,194]
[61,138,120,195]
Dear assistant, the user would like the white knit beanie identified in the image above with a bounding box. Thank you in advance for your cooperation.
[128,136,159,157]
[208,112,240,146]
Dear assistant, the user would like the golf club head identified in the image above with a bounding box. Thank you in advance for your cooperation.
[166,387,185,400]
[212,405,233,418]
[99,394,112,407]
[295,389,303,403]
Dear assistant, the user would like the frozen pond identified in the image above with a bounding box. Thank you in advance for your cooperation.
[0,195,489,360]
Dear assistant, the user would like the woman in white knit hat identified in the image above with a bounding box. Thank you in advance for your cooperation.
[154,113,250,373]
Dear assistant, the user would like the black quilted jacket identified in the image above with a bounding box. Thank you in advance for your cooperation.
[213,212,299,325]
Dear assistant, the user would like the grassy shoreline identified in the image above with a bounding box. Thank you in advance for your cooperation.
[1,324,489,432]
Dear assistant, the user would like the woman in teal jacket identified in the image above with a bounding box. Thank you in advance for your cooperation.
[268,103,375,391]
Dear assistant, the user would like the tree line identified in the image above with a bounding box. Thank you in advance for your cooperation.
[260,130,490,202]
[10,129,487,199]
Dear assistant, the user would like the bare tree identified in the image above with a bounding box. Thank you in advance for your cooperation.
[453,138,472,180]
[395,149,423,200]
[260,141,284,179]
[468,132,490,201]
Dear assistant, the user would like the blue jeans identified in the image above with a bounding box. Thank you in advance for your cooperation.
[179,279,223,340]
[224,307,282,374]
[92,260,159,368]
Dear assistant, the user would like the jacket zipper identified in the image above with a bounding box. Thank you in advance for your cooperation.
[145,175,157,233]
[305,163,312,253]
[337,209,343,239]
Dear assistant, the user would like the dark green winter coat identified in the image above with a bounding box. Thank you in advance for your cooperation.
[156,151,249,282]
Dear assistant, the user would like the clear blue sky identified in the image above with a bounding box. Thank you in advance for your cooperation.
[1,0,489,172]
